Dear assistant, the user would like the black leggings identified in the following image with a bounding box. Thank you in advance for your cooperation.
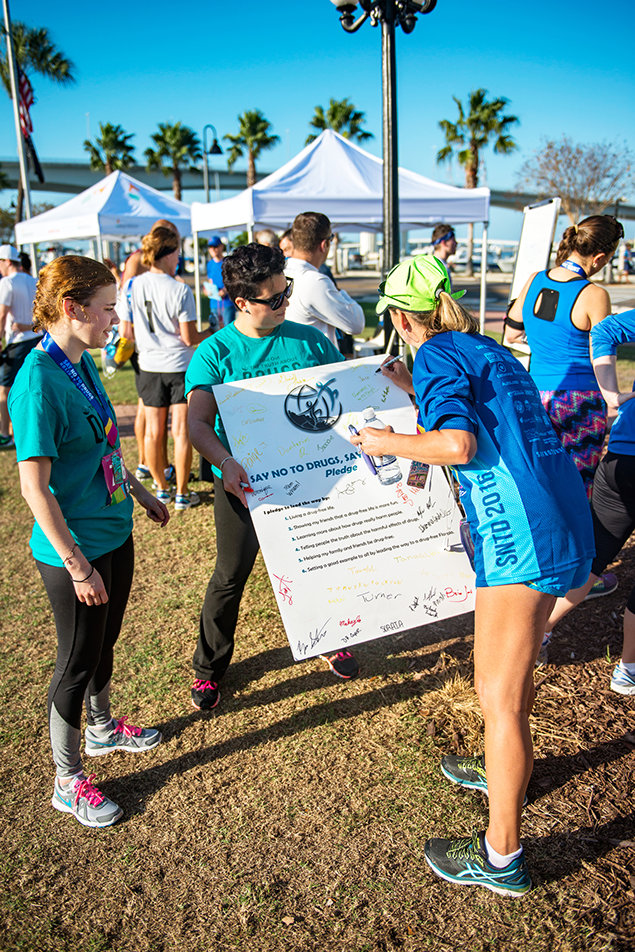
[591,453,635,613]
[193,475,260,681]
[37,534,134,776]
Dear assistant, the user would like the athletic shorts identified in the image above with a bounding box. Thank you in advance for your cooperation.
[590,451,635,576]
[0,338,41,387]
[136,370,186,407]
[526,559,593,597]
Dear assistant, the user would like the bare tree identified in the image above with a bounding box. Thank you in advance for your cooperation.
[517,136,634,223]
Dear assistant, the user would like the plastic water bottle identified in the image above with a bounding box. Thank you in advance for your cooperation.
[362,407,402,485]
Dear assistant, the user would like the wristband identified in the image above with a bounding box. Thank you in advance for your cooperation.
[219,456,233,471]
[71,566,95,584]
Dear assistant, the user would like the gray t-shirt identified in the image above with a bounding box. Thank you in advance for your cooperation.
[118,272,196,373]
[0,271,39,344]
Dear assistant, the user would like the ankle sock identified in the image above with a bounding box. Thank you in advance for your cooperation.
[485,835,523,869]
[618,660,635,676]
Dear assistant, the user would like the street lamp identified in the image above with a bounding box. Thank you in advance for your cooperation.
[202,124,223,204]
[328,1,437,273]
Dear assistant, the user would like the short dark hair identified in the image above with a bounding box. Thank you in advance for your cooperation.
[291,211,331,253]
[222,242,286,301]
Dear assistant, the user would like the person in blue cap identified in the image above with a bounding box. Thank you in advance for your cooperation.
[205,236,235,327]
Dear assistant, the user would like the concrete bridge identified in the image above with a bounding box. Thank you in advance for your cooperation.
[1,158,633,219]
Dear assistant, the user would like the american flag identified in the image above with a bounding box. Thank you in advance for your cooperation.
[17,67,34,138]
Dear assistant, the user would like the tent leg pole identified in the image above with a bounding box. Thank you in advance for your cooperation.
[479,222,488,335]
[194,230,202,331]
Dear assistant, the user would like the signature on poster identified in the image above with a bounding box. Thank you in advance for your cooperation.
[296,619,330,656]
[337,478,367,497]
[273,573,294,605]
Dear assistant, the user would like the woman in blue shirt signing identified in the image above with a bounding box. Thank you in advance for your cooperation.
[350,255,593,897]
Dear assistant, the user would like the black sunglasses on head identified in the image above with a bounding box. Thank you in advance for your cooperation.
[247,277,293,311]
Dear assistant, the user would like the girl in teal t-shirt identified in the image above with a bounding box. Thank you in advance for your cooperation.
[9,256,169,829]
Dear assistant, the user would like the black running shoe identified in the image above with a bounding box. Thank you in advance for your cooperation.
[424,830,531,897]
[321,650,359,679]
[441,753,528,806]
[441,753,487,792]
[191,679,220,711]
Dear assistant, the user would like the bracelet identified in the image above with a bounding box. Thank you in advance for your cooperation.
[70,566,95,584]
[63,543,78,565]
[219,456,233,471]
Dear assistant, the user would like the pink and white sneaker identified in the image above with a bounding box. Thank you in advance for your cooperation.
[52,773,123,828]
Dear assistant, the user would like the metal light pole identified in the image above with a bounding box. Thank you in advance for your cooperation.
[202,124,223,204]
[329,1,437,273]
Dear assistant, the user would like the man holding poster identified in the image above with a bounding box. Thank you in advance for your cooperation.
[185,243,359,712]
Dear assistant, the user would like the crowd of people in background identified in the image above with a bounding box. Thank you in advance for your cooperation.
[2,210,634,900]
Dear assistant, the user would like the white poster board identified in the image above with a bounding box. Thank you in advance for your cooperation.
[510,198,561,301]
[213,356,475,661]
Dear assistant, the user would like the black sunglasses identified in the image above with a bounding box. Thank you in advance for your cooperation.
[247,277,293,311]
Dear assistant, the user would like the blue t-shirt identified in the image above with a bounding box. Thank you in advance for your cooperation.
[185,320,344,456]
[413,331,594,587]
[206,258,234,321]
[9,348,134,565]
[522,270,597,390]
[591,309,635,455]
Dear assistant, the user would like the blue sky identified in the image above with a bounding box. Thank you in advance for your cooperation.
[2,0,635,240]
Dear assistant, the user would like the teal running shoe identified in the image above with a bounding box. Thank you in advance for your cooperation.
[424,830,532,897]
[441,753,528,806]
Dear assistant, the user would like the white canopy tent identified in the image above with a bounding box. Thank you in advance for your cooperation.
[191,130,491,330]
[14,170,193,249]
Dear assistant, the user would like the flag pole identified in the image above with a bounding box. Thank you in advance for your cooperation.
[3,0,33,220]
[2,0,38,271]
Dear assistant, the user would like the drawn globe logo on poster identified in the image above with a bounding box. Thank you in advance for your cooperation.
[284,377,342,432]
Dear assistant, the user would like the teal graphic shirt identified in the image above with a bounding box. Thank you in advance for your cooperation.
[9,348,133,565]
[185,320,343,453]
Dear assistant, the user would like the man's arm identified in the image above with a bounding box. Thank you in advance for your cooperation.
[309,273,365,335]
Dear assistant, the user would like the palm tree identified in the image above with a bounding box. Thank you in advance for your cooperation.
[437,88,518,275]
[225,110,279,188]
[144,122,201,201]
[306,98,373,145]
[83,122,135,176]
[0,21,75,223]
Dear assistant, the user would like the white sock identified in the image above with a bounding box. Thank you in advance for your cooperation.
[485,835,523,869]
[541,631,551,646]
[88,718,115,734]
[619,660,635,675]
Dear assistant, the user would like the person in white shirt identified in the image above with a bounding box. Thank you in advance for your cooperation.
[0,244,39,447]
[284,212,364,348]
[119,227,212,510]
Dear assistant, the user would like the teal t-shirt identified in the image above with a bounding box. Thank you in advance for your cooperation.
[9,348,134,566]
[185,320,344,453]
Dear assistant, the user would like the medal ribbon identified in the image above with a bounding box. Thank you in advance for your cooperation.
[41,333,118,447]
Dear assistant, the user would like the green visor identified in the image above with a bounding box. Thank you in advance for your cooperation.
[376,254,466,315]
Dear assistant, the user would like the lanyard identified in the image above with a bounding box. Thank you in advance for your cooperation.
[561,259,587,278]
[41,333,118,447]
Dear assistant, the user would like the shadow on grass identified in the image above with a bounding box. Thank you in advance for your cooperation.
[527,813,635,886]
[530,734,635,801]
[110,667,452,807]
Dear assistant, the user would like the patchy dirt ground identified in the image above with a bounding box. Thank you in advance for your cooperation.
[0,440,633,952]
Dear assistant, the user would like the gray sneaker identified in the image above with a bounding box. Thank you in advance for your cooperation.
[52,774,123,828]
[85,716,162,757]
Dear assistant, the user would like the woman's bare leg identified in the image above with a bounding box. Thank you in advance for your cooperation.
[144,406,169,491]
[474,584,555,855]
[134,398,146,467]
[171,403,192,496]
[544,573,598,634]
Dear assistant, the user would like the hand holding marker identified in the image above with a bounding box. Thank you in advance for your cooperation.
[375,355,401,374]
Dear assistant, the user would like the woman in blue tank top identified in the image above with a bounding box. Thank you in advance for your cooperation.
[505,215,623,498]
